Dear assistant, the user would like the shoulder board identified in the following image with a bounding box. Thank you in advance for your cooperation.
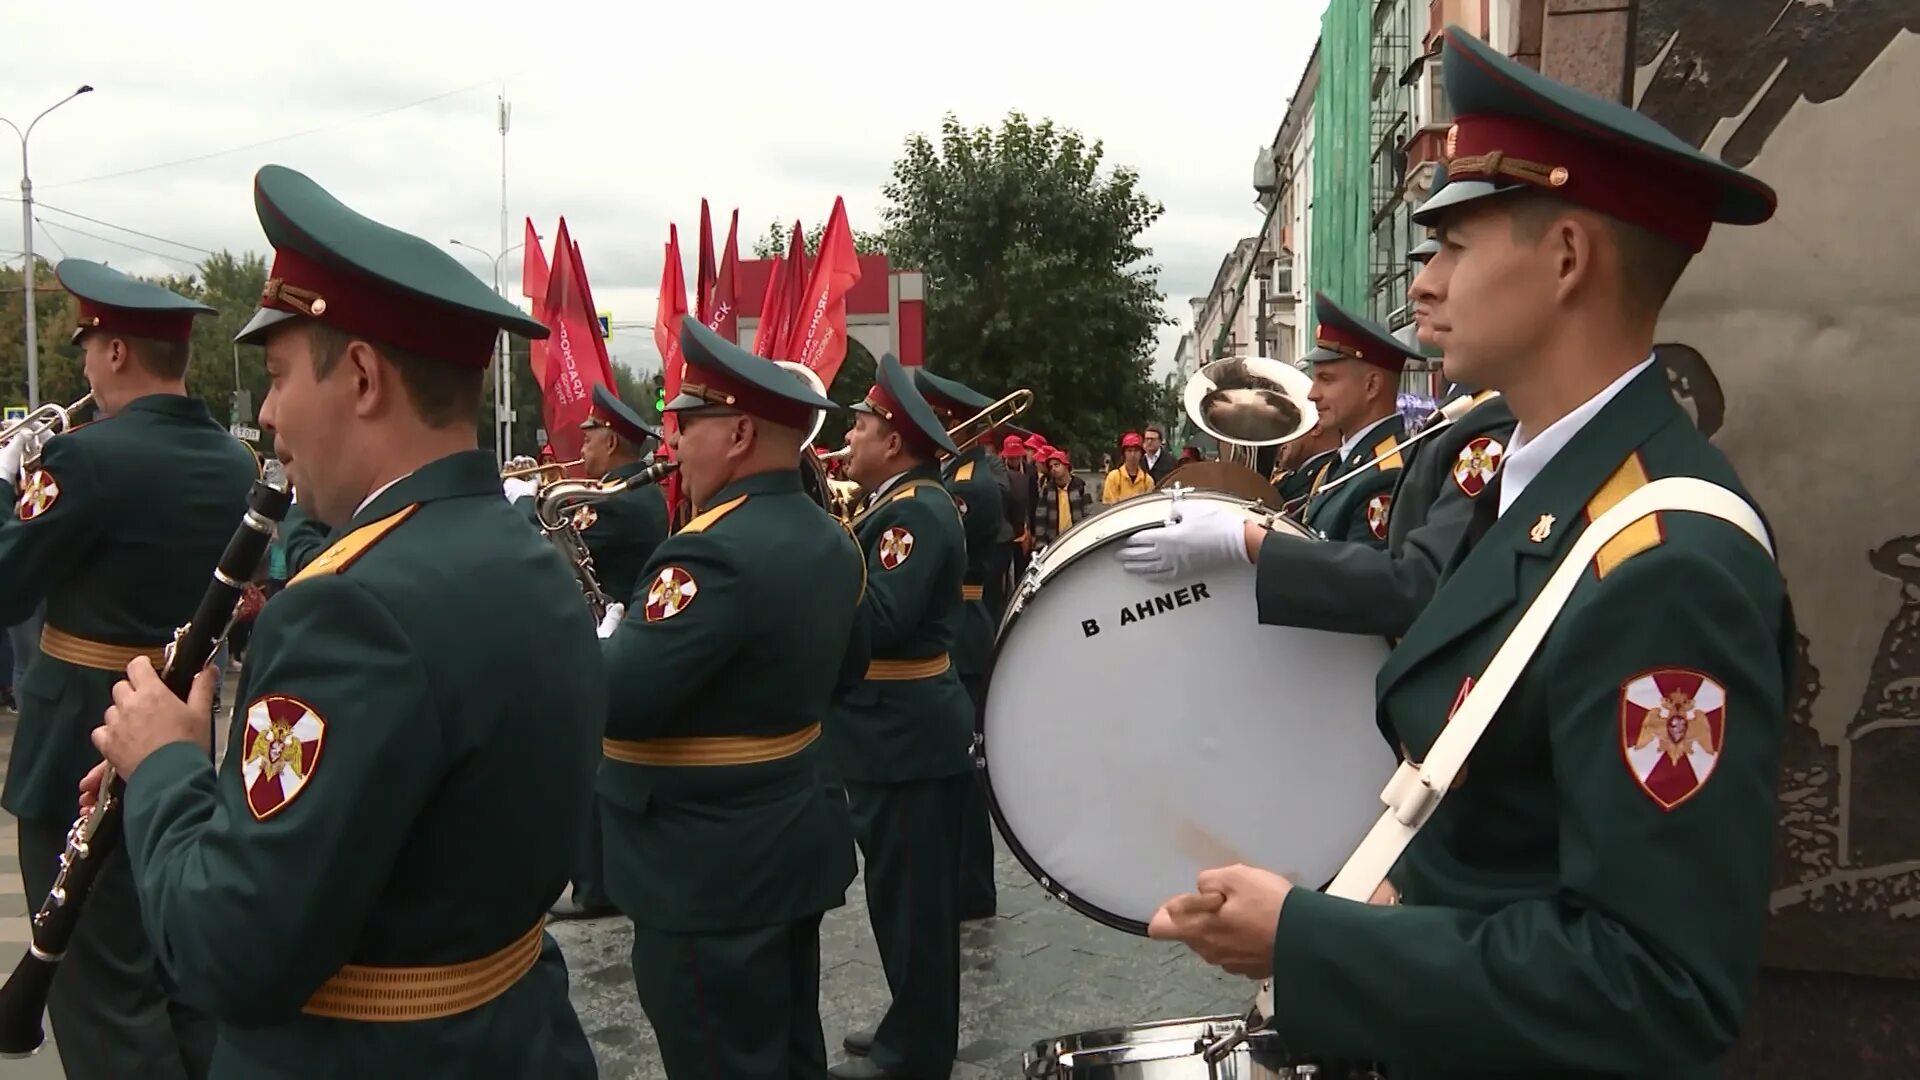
[952,460,976,483]
[887,479,945,506]
[678,494,749,535]
[1584,452,1664,579]
[1372,434,1404,472]
[291,505,419,585]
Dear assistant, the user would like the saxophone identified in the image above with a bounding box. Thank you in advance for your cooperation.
[535,460,678,621]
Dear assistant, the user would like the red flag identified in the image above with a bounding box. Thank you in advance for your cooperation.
[539,218,618,473]
[706,209,740,343]
[695,200,716,326]
[776,221,807,356]
[655,227,689,437]
[751,255,789,359]
[522,219,550,384]
[780,197,863,389]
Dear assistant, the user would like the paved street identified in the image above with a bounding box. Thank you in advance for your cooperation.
[1,697,1250,1077]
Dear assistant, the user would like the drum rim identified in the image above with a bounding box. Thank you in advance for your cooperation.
[981,490,1302,937]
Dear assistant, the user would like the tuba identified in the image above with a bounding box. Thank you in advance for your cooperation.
[1163,356,1319,505]
[535,460,679,620]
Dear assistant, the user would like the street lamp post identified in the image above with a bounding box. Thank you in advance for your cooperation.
[3,85,94,409]
[449,238,526,465]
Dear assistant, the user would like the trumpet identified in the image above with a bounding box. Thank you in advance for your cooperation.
[502,457,581,482]
[0,392,93,449]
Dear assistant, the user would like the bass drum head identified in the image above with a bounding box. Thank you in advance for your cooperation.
[984,490,1394,934]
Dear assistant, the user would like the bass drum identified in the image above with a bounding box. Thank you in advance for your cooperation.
[982,489,1394,934]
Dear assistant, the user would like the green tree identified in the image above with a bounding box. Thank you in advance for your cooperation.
[878,111,1175,462]
[750,220,888,259]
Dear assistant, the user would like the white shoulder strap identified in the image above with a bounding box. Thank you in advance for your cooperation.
[1254,476,1771,1019]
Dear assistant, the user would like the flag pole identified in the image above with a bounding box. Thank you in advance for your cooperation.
[497,89,513,464]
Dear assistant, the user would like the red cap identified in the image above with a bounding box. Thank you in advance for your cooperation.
[71,299,200,345]
[860,381,944,457]
[1001,434,1026,457]
[257,247,501,369]
[1048,448,1071,467]
[1120,432,1144,449]
[1313,319,1405,373]
[1444,115,1718,252]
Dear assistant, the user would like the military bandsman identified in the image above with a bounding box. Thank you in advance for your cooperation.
[593,318,864,1078]
[1144,27,1794,1076]
[0,258,252,1078]
[910,366,1005,922]
[90,164,602,1077]
[830,354,973,1080]
[551,382,670,922]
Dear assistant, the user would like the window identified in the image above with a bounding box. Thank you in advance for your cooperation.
[1418,56,1450,129]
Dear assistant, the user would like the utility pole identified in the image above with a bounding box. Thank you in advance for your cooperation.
[497,91,513,464]
[3,85,94,409]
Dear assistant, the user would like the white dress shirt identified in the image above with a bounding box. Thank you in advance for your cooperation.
[1337,413,1400,464]
[1497,356,1655,517]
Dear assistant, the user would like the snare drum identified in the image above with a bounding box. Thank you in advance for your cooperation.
[982,488,1394,933]
[1023,1015,1381,1078]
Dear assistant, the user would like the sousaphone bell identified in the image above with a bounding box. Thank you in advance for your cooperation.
[1165,355,1318,505]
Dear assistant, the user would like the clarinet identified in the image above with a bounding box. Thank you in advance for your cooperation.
[0,461,293,1058]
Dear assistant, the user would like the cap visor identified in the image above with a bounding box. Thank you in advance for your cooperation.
[849,400,878,415]
[235,308,301,346]
[663,392,716,414]
[1303,345,1347,364]
[1411,179,1522,226]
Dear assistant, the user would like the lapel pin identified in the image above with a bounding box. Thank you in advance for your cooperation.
[1529,514,1555,543]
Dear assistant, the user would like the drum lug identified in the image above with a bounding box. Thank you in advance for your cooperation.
[969,732,986,770]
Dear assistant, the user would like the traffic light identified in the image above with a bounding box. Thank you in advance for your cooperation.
[650,373,666,416]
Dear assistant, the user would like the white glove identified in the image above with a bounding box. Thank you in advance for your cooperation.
[0,422,50,485]
[596,602,626,639]
[502,476,538,504]
[1114,500,1251,579]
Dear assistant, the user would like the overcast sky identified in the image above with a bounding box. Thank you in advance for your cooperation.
[4,0,1323,379]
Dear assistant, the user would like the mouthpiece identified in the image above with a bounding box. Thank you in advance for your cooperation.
[642,460,680,484]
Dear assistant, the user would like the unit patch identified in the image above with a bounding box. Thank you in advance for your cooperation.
[241,695,326,821]
[1452,436,1504,497]
[878,526,915,570]
[16,468,59,520]
[643,566,699,622]
[1365,493,1392,540]
[1621,668,1725,810]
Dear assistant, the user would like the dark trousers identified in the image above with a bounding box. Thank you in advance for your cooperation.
[845,775,969,1077]
[570,795,609,908]
[19,818,215,1080]
[630,914,828,1080]
[956,673,997,916]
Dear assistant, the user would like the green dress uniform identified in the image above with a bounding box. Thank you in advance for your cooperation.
[1263,28,1790,1076]
[119,164,599,1079]
[912,367,1005,920]
[831,356,973,1080]
[1259,395,1518,639]
[599,319,864,1078]
[0,259,253,1079]
[1273,447,1336,508]
[556,385,670,917]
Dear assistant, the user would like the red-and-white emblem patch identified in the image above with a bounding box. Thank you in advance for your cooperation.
[570,505,598,531]
[643,566,698,622]
[878,526,915,570]
[1452,436,1505,497]
[1621,668,1726,810]
[953,495,969,518]
[1364,493,1392,540]
[241,695,326,821]
[16,468,59,521]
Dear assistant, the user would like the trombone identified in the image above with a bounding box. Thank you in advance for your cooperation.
[0,392,93,448]
[811,386,1036,464]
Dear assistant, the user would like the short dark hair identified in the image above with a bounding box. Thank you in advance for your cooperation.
[1144,422,1164,436]
[1506,193,1692,319]
[118,334,190,380]
[309,324,482,429]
